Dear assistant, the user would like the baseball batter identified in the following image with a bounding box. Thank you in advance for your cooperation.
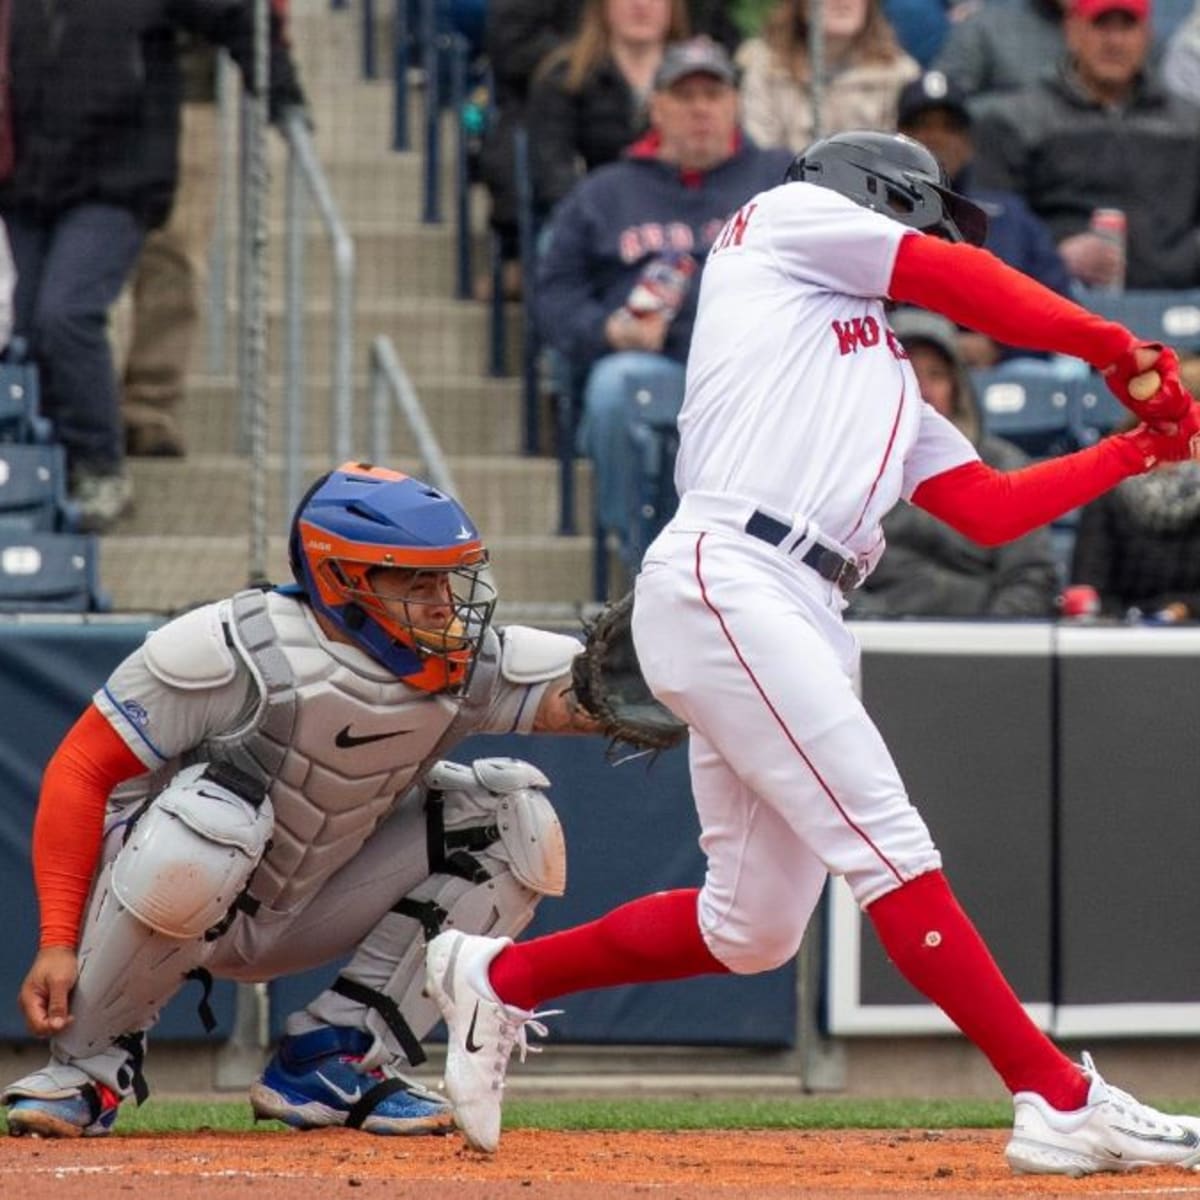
[3,463,608,1138]
[425,131,1200,1175]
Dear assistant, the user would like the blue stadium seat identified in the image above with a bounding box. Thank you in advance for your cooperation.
[0,347,51,445]
[619,370,686,580]
[1075,287,1200,353]
[0,444,77,532]
[972,369,1078,458]
[0,532,108,612]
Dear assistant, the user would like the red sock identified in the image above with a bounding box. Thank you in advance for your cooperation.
[487,888,729,1011]
[867,870,1088,1111]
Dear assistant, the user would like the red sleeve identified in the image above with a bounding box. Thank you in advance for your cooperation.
[889,235,1135,370]
[33,705,147,949]
[911,436,1144,546]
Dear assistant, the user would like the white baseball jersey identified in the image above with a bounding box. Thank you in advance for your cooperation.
[677,181,978,572]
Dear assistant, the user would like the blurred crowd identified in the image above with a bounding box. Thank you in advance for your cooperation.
[467,0,1200,621]
[1,0,1198,623]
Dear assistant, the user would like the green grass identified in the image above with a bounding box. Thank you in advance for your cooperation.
[8,1094,1200,1137]
[2,1096,1015,1136]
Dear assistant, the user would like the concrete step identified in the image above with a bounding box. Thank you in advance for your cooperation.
[265,158,478,228]
[99,532,597,614]
[233,218,489,300]
[178,373,526,456]
[218,296,522,375]
[112,454,590,540]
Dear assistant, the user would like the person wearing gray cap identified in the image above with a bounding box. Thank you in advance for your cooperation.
[533,35,792,573]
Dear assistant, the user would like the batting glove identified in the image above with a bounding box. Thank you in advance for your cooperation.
[1117,399,1200,470]
[1102,342,1192,423]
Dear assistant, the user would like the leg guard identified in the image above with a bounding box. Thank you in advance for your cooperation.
[300,757,565,1072]
[52,762,272,1090]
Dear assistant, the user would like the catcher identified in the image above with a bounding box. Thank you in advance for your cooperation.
[4,462,680,1138]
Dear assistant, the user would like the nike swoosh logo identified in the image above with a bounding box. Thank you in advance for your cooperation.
[335,725,410,749]
[465,1002,484,1053]
[315,1071,363,1105]
[1110,1126,1200,1149]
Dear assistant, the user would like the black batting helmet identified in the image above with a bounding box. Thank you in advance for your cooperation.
[785,130,988,246]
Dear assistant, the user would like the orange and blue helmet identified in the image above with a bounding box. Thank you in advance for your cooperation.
[287,462,497,692]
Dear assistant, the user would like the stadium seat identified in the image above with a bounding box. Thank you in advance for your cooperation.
[616,370,686,593]
[0,532,108,612]
[972,369,1078,458]
[0,444,77,532]
[0,344,51,445]
[1075,287,1200,353]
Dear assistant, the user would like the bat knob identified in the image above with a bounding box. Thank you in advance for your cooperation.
[1128,370,1161,402]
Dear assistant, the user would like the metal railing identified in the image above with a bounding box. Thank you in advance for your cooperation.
[281,109,357,520]
[368,335,458,497]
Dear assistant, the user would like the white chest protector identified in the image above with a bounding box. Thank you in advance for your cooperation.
[200,590,503,915]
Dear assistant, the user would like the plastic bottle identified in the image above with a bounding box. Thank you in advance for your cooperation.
[623,250,698,322]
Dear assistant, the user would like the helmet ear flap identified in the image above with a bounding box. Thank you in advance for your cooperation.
[289,470,334,589]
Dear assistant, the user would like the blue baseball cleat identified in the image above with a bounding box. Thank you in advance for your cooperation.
[248,1025,453,1135]
[6,1081,121,1138]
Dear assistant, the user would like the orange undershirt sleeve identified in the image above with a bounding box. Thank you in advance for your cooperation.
[33,705,148,949]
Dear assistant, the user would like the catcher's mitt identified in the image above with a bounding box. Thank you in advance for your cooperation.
[572,590,687,756]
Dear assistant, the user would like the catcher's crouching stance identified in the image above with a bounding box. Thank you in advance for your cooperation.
[4,462,678,1139]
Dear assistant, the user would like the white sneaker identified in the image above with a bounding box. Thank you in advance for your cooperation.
[1006,1052,1200,1176]
[424,931,558,1152]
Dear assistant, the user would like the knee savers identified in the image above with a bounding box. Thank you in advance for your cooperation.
[316,757,565,1071]
[427,757,566,897]
[112,762,273,938]
[55,762,273,1064]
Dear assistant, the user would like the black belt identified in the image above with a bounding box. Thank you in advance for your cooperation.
[744,510,863,592]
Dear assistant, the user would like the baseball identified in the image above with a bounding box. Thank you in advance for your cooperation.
[1128,370,1161,401]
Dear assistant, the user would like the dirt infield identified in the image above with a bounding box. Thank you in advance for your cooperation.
[4,1129,1200,1199]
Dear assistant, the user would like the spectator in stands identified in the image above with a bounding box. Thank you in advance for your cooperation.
[113,38,222,459]
[534,37,791,563]
[527,0,691,234]
[1068,421,1200,621]
[477,0,584,301]
[933,0,1068,102]
[973,0,1200,293]
[896,70,1072,367]
[849,309,1061,618]
[0,1,305,533]
[737,0,920,150]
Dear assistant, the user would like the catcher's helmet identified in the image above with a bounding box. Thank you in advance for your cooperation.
[288,462,497,692]
[785,130,988,246]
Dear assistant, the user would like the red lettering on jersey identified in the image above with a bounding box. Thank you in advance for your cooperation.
[832,316,881,355]
[886,328,909,360]
[711,202,758,255]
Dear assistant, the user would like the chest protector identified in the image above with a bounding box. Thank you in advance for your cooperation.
[202,590,501,914]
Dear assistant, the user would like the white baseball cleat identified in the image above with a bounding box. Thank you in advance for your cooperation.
[1006,1052,1200,1176]
[424,930,558,1153]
